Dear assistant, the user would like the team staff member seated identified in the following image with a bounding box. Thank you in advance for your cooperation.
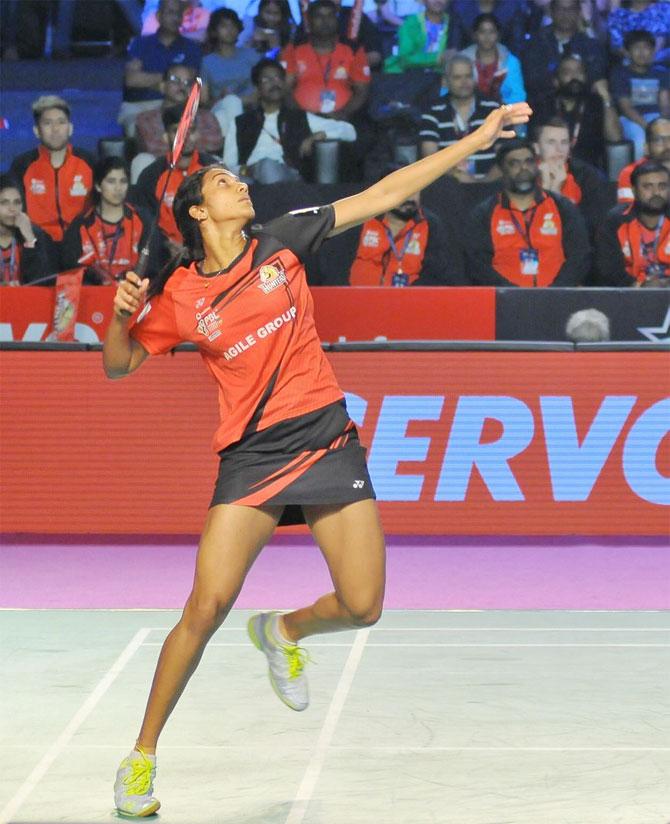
[617,117,670,203]
[597,160,670,287]
[10,95,94,246]
[132,104,218,251]
[0,174,56,285]
[348,188,460,285]
[465,139,590,286]
[62,158,154,285]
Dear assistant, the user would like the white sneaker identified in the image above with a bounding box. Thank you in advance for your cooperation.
[114,746,161,817]
[247,612,310,711]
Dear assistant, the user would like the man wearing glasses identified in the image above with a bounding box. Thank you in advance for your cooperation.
[132,63,223,182]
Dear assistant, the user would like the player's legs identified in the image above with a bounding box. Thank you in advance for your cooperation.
[282,499,386,641]
[135,503,282,751]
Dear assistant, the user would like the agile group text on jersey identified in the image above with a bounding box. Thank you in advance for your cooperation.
[217,305,298,361]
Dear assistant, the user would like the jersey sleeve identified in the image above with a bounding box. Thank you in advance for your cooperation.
[261,205,336,258]
[129,289,183,355]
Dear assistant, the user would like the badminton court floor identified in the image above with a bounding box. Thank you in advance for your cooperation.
[1,609,669,824]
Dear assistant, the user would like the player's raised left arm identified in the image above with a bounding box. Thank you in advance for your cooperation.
[329,102,531,236]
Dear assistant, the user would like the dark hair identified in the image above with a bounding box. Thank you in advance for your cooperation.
[624,29,655,50]
[307,0,338,19]
[473,13,500,32]
[0,173,23,198]
[148,165,216,298]
[251,57,286,87]
[163,62,195,81]
[557,51,585,70]
[496,138,535,166]
[631,159,670,187]
[646,116,670,142]
[162,103,187,132]
[533,115,570,142]
[88,157,128,209]
[207,7,243,47]
[254,0,294,45]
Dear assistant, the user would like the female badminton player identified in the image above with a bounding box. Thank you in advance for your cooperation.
[104,101,530,817]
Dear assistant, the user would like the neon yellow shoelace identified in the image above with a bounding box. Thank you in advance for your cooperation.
[283,645,310,680]
[123,753,152,796]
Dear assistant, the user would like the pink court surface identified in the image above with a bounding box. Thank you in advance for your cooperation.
[1,534,669,610]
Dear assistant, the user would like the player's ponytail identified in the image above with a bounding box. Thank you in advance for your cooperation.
[147,165,214,299]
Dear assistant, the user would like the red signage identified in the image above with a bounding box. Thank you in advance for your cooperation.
[1,351,667,535]
[0,286,496,343]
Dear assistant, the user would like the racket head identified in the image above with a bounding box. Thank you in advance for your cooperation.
[169,77,202,167]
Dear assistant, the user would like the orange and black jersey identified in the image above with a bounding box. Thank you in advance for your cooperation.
[596,203,670,286]
[465,188,591,287]
[0,224,56,285]
[130,205,344,453]
[10,144,95,242]
[61,204,151,285]
[131,152,218,245]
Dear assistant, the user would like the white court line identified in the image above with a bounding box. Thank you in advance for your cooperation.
[284,628,370,824]
[0,627,150,824]
[146,626,670,632]
[3,744,670,753]
[141,642,670,648]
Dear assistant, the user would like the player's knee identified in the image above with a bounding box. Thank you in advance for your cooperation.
[184,592,232,635]
[343,596,383,628]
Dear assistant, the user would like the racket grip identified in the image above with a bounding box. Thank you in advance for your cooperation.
[134,245,151,278]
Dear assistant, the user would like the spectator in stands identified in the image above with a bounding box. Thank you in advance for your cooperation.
[610,30,670,160]
[383,0,464,74]
[296,0,384,69]
[61,158,154,285]
[617,116,670,202]
[133,104,218,252]
[242,0,295,59]
[459,13,526,104]
[10,96,95,251]
[419,55,499,181]
[465,139,591,286]
[223,58,357,182]
[533,115,608,234]
[142,0,211,42]
[597,160,670,286]
[348,186,461,285]
[452,0,527,55]
[132,63,223,182]
[201,9,260,106]
[608,0,670,55]
[0,174,55,286]
[282,0,371,122]
[531,53,621,170]
[521,0,608,109]
[119,0,202,137]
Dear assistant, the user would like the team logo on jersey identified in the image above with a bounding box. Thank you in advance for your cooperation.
[195,305,222,341]
[30,178,46,195]
[622,241,632,258]
[406,233,421,255]
[496,219,515,235]
[334,66,348,80]
[362,229,380,248]
[257,259,288,294]
[70,175,88,197]
[540,213,558,235]
[195,297,206,309]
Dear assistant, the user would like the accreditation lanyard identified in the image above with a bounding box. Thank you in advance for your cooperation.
[316,52,333,87]
[638,216,665,264]
[382,224,414,283]
[85,217,126,283]
[1,239,18,285]
[509,204,538,252]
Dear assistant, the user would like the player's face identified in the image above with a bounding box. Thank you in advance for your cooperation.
[97,168,129,208]
[634,171,670,213]
[0,187,23,229]
[34,108,72,151]
[647,122,670,166]
[197,167,255,224]
[501,149,537,193]
[446,62,475,100]
[535,125,571,163]
[474,21,498,51]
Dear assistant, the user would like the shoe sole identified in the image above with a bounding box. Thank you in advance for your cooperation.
[116,799,161,818]
[247,615,308,713]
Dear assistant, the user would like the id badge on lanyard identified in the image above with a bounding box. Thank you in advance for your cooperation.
[641,217,667,280]
[318,57,336,114]
[510,205,540,281]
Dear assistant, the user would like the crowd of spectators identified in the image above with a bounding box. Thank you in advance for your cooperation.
[2,0,670,289]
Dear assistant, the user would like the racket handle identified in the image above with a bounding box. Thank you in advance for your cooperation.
[134,244,151,278]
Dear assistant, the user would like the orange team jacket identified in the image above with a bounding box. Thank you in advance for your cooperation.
[615,205,670,283]
[129,206,345,454]
[10,144,94,242]
[617,158,645,203]
[350,214,429,285]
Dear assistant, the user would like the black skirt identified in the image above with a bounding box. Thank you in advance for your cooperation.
[210,400,376,525]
